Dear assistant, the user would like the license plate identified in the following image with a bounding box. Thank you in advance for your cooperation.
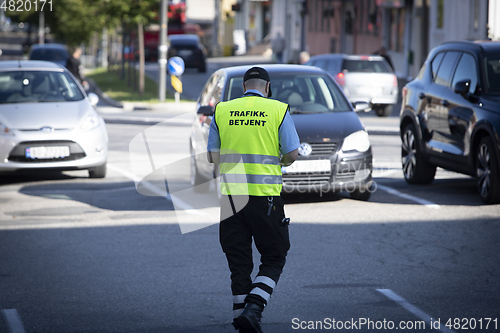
[358,86,382,96]
[282,160,331,174]
[25,146,70,159]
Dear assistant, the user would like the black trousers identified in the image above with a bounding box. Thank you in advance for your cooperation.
[219,195,290,315]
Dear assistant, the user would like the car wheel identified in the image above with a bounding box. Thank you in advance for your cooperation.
[401,123,436,184]
[476,136,500,204]
[191,149,210,192]
[88,163,106,178]
[199,64,206,73]
[375,105,393,117]
[350,188,371,201]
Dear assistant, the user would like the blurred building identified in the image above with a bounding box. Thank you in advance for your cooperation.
[304,0,488,80]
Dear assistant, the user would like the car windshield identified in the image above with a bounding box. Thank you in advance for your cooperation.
[0,70,84,104]
[484,56,500,93]
[30,48,68,61]
[226,73,352,113]
[342,59,392,73]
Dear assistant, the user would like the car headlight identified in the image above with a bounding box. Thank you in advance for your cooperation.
[342,130,370,152]
[0,122,14,136]
[79,115,100,131]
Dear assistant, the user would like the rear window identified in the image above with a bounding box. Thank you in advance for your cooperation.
[342,59,392,73]
[484,56,500,93]
[29,48,68,62]
[170,39,197,47]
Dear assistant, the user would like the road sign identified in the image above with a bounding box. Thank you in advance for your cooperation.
[171,75,182,93]
[168,57,185,76]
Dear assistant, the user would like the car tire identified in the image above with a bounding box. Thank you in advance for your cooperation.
[350,188,371,201]
[191,150,210,192]
[199,64,206,73]
[375,105,393,117]
[476,136,500,204]
[88,163,106,178]
[401,123,436,184]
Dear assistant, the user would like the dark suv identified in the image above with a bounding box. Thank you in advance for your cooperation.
[400,40,500,204]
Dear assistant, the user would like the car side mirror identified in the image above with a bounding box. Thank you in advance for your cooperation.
[453,79,471,97]
[88,92,99,106]
[197,105,214,116]
[353,101,370,112]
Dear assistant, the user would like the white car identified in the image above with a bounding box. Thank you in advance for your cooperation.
[305,54,398,117]
[0,61,108,177]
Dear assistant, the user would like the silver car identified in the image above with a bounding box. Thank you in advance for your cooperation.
[0,61,108,177]
[305,54,398,117]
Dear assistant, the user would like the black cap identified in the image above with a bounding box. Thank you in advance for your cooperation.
[243,66,272,97]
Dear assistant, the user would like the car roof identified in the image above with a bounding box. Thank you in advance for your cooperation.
[439,40,500,54]
[309,53,386,61]
[219,64,328,77]
[0,60,66,71]
[29,43,67,50]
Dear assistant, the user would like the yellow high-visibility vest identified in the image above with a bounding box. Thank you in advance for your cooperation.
[215,95,288,196]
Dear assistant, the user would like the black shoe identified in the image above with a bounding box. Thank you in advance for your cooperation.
[237,303,264,333]
[232,318,241,330]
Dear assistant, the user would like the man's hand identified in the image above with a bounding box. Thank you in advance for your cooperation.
[280,149,298,166]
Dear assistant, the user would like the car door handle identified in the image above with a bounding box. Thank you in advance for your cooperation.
[441,100,450,107]
[418,92,426,99]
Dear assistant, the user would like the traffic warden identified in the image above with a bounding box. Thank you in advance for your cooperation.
[207,67,300,333]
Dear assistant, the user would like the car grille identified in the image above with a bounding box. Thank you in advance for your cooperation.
[309,143,337,156]
[8,140,86,163]
[283,172,332,185]
[335,171,356,182]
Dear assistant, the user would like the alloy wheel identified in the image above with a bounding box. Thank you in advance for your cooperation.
[401,129,417,180]
[477,142,491,199]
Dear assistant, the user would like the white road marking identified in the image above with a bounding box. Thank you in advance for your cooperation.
[1,309,26,333]
[376,289,456,333]
[376,184,440,209]
[107,163,205,215]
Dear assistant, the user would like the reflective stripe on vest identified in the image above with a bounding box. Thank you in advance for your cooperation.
[215,96,288,196]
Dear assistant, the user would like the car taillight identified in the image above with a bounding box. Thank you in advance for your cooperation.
[402,86,407,99]
[393,75,398,87]
[336,72,345,86]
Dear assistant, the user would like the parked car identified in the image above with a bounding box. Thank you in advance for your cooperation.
[28,44,69,67]
[167,34,207,73]
[0,61,108,178]
[305,54,398,117]
[190,64,373,200]
[400,40,500,204]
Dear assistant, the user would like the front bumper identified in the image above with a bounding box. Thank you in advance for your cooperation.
[0,124,108,172]
[282,150,373,194]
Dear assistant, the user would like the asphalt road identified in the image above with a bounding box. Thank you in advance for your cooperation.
[1,59,499,333]
[1,118,499,332]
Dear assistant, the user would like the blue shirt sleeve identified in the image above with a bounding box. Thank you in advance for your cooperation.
[207,116,220,152]
[279,110,300,154]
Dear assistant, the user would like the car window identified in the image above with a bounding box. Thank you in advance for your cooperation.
[313,59,327,71]
[451,52,478,94]
[199,72,219,106]
[484,56,500,93]
[431,52,445,80]
[210,74,225,105]
[342,59,392,73]
[225,73,351,113]
[326,60,341,73]
[29,48,68,61]
[434,51,460,86]
[0,70,84,104]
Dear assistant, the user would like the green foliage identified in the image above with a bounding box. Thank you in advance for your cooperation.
[6,0,160,46]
